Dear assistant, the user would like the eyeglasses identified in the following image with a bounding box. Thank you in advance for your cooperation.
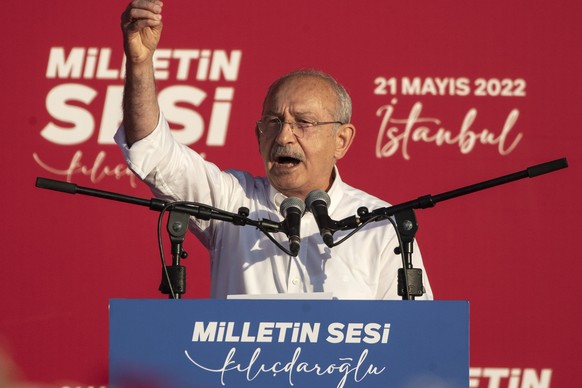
[256,116,344,138]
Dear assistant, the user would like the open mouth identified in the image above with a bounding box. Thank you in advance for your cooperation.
[275,156,301,166]
[271,147,303,168]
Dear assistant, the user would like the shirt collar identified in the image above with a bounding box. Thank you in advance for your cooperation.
[268,166,344,213]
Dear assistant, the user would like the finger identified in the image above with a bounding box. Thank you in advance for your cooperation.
[122,12,162,33]
[121,0,163,26]
[130,0,164,13]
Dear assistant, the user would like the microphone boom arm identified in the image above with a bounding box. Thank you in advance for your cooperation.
[35,177,295,298]
[336,158,568,229]
[330,158,568,300]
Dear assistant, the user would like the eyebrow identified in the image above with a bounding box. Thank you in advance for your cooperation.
[263,110,317,119]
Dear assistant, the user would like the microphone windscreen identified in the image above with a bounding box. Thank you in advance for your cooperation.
[280,197,306,216]
[305,189,330,210]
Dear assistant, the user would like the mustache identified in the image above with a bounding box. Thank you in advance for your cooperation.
[270,146,305,162]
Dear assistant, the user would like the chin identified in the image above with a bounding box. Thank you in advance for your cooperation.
[270,178,302,195]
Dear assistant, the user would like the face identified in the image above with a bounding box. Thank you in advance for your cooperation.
[258,76,355,199]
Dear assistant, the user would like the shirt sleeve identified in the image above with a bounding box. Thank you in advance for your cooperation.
[114,114,174,180]
[116,114,232,200]
[114,114,243,247]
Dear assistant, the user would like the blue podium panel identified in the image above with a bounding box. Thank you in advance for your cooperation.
[109,299,468,388]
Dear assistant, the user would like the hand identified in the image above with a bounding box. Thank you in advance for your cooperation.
[121,0,164,64]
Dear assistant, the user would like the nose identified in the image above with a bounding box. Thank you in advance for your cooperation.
[274,121,297,144]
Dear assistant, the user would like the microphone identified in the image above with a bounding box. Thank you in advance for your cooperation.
[305,190,335,247]
[279,197,305,256]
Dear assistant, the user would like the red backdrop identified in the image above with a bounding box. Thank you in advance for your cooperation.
[2,1,580,387]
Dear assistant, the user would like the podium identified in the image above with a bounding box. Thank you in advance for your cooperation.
[109,299,469,387]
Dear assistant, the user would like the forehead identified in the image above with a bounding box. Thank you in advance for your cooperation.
[263,76,337,116]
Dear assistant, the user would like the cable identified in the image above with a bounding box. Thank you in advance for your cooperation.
[155,200,295,299]
[329,214,411,300]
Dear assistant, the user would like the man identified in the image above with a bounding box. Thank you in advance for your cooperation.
[117,0,433,300]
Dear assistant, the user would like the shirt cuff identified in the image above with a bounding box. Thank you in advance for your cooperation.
[114,114,172,180]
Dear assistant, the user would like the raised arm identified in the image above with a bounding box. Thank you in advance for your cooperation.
[120,0,164,145]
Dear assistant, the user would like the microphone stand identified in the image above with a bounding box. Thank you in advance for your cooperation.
[393,209,424,300]
[334,157,569,300]
[36,158,568,300]
[35,178,283,299]
[159,210,190,298]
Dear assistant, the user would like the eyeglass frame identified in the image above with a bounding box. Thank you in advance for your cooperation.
[256,115,345,138]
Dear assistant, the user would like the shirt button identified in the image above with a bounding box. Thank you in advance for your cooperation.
[292,278,299,285]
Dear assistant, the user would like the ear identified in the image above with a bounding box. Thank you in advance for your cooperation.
[255,124,261,143]
[334,123,356,160]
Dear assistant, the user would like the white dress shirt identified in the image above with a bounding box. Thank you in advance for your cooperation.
[115,115,433,300]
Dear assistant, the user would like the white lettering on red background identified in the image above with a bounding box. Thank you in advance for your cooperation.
[375,99,523,160]
[33,150,138,188]
[469,367,552,388]
[36,47,242,186]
